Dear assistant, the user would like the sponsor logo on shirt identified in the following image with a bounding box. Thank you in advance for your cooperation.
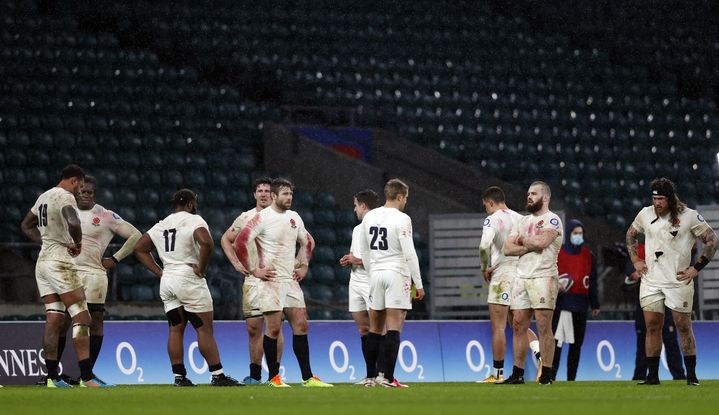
[697,214,705,222]
[549,218,560,228]
[540,297,545,304]
[92,217,101,227]
[484,218,491,227]
[501,292,509,301]
[112,213,121,220]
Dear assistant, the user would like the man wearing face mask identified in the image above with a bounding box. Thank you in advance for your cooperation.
[551,219,600,381]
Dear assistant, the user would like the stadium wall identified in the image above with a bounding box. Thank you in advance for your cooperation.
[2,321,717,385]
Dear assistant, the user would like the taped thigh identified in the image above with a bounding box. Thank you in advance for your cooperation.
[67,299,88,318]
[45,301,66,315]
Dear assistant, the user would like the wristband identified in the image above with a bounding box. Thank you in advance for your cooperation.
[693,256,709,272]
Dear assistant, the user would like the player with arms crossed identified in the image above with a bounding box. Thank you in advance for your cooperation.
[339,189,392,386]
[359,179,425,388]
[235,178,332,387]
[134,189,241,387]
[478,186,543,383]
[221,177,286,385]
[500,181,562,385]
[20,164,106,387]
[626,178,717,386]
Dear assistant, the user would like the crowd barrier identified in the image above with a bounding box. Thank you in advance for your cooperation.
[1,321,717,385]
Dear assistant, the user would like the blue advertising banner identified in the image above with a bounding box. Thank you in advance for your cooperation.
[2,321,718,385]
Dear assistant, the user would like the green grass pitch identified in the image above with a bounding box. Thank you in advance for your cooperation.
[2,381,717,415]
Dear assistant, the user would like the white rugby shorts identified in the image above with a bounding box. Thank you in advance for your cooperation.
[510,276,558,310]
[369,270,412,311]
[35,259,83,297]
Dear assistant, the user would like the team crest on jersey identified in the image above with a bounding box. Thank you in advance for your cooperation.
[535,220,545,231]
[92,217,101,227]
[290,218,297,229]
[671,217,681,228]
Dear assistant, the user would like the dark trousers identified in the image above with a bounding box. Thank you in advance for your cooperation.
[632,304,686,380]
[551,311,587,381]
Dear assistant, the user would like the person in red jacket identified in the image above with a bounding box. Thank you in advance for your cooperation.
[551,219,600,381]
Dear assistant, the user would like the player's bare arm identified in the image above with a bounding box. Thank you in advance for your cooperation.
[504,235,528,257]
[479,227,494,282]
[522,229,559,251]
[626,224,647,275]
[293,230,313,282]
[134,233,163,278]
[20,211,41,243]
[103,222,141,269]
[221,227,248,274]
[191,227,214,278]
[678,227,718,283]
[61,205,83,256]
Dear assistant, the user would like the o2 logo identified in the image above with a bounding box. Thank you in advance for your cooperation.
[596,340,621,378]
[328,340,356,380]
[398,340,424,379]
[116,342,144,382]
[188,341,207,374]
[465,340,492,378]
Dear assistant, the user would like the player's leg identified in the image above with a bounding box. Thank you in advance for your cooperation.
[632,303,648,380]
[381,307,407,386]
[352,310,373,382]
[165,306,194,386]
[639,282,665,385]
[58,287,95,384]
[534,308,555,384]
[245,316,264,383]
[41,293,68,385]
[566,311,587,381]
[84,273,109,369]
[550,309,561,378]
[672,310,698,385]
[484,303,509,382]
[661,309,686,380]
[497,308,530,384]
[263,311,283,381]
[187,310,241,386]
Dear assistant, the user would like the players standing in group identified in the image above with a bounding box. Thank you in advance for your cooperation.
[478,186,543,383]
[359,179,425,388]
[20,164,106,387]
[50,175,142,385]
[221,177,286,385]
[234,178,332,387]
[500,181,563,385]
[626,178,717,385]
[134,189,241,387]
[339,189,388,386]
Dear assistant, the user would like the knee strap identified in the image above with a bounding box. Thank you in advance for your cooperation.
[45,301,66,315]
[185,311,204,329]
[73,323,90,338]
[67,300,88,318]
[166,308,184,327]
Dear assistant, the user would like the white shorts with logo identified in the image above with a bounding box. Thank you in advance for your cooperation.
[349,279,370,312]
[258,279,306,313]
[242,281,262,318]
[640,281,694,313]
[81,270,108,304]
[369,270,412,311]
[35,259,83,297]
[487,271,514,306]
[160,273,213,313]
[510,276,558,310]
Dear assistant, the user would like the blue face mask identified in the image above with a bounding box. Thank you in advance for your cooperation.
[570,234,584,246]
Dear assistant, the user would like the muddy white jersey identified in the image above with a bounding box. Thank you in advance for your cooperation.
[230,207,263,285]
[632,206,711,288]
[509,211,563,279]
[75,204,124,274]
[359,207,423,289]
[481,208,522,274]
[349,224,369,284]
[31,187,79,262]
[148,211,209,275]
[238,207,309,281]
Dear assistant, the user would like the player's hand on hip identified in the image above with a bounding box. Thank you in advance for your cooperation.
[188,263,205,278]
[66,243,81,257]
[677,267,699,284]
[101,257,116,269]
[293,264,309,282]
[482,268,492,283]
[414,288,426,301]
[253,266,276,281]
[633,261,648,277]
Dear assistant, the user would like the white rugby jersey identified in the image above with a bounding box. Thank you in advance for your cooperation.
[349,224,369,284]
[237,207,310,281]
[632,206,711,287]
[508,211,563,279]
[480,208,522,274]
[75,204,128,274]
[147,211,209,276]
[358,207,423,289]
[31,187,79,262]
[229,207,263,285]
